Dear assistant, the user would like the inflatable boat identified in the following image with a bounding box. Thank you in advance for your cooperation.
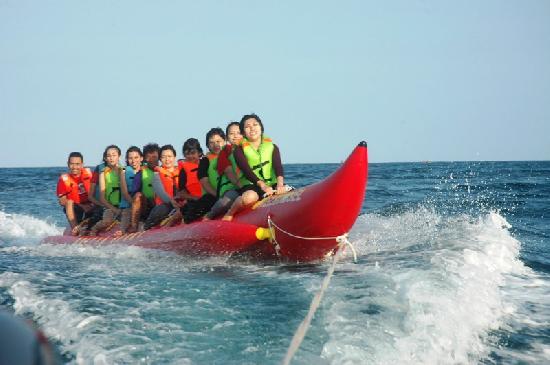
[43,142,368,262]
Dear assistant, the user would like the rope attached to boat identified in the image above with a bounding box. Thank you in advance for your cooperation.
[267,215,357,261]
[265,215,357,365]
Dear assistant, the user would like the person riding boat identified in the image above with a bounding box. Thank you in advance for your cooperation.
[144,144,181,229]
[181,128,230,223]
[115,146,143,235]
[87,162,106,208]
[56,152,102,236]
[223,114,285,221]
[177,138,204,200]
[89,145,128,236]
[204,121,244,220]
[159,138,205,227]
[128,143,159,232]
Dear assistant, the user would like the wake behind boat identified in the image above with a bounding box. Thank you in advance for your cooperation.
[43,142,368,262]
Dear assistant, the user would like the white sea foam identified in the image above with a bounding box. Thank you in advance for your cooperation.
[317,210,543,364]
[2,207,547,364]
[0,210,61,246]
[0,272,108,359]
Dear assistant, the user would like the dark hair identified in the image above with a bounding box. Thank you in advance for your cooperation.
[125,146,142,165]
[102,145,121,163]
[160,144,176,157]
[182,138,203,155]
[143,143,160,156]
[239,113,264,135]
[205,127,226,147]
[225,121,241,138]
[67,152,83,164]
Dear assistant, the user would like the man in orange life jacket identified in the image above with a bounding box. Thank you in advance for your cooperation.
[56,152,102,235]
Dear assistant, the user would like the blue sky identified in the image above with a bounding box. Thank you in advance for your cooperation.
[1,0,549,167]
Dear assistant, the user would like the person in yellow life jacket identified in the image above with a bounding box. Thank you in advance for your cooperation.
[203,121,244,220]
[56,152,103,235]
[223,114,286,221]
[89,145,127,236]
[127,143,159,232]
[144,144,181,229]
[180,128,227,223]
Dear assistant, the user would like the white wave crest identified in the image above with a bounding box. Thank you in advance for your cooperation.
[320,210,530,364]
[0,272,107,361]
[0,211,62,246]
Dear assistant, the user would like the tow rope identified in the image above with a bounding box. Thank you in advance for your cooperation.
[267,215,357,261]
[265,215,357,365]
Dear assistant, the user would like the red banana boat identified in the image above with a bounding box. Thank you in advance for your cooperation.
[43,142,368,262]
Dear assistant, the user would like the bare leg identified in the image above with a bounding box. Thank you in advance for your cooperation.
[117,208,132,234]
[222,191,259,221]
[128,193,143,233]
[90,209,116,236]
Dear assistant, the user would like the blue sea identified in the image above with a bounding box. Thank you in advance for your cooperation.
[1,160,549,364]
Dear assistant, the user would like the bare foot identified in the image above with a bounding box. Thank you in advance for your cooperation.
[113,230,123,237]
[201,216,211,221]
[221,215,233,222]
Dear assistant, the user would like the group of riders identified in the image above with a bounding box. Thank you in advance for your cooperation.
[56,114,287,236]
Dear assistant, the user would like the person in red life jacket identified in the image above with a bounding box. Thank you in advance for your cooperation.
[180,128,227,223]
[161,138,204,227]
[56,152,102,235]
[177,138,204,201]
[89,145,125,236]
[129,143,159,232]
[203,122,244,220]
[144,144,182,229]
[223,114,285,221]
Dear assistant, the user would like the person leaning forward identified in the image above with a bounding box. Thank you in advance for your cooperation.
[56,152,102,236]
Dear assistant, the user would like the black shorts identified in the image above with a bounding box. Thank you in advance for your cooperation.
[63,204,102,225]
[84,206,104,227]
[140,198,155,220]
[181,194,217,223]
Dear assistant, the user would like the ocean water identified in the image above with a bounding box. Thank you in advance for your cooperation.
[0,160,549,364]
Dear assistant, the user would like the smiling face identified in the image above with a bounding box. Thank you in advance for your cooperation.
[68,156,83,176]
[207,134,225,154]
[105,148,120,168]
[243,118,262,142]
[127,151,143,171]
[160,149,175,168]
[227,124,243,145]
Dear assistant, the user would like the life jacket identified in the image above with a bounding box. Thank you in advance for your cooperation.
[93,163,106,201]
[141,166,155,200]
[155,166,179,205]
[119,166,137,209]
[239,136,276,186]
[60,168,92,204]
[227,146,242,179]
[178,160,202,197]
[104,166,121,207]
[205,153,236,198]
